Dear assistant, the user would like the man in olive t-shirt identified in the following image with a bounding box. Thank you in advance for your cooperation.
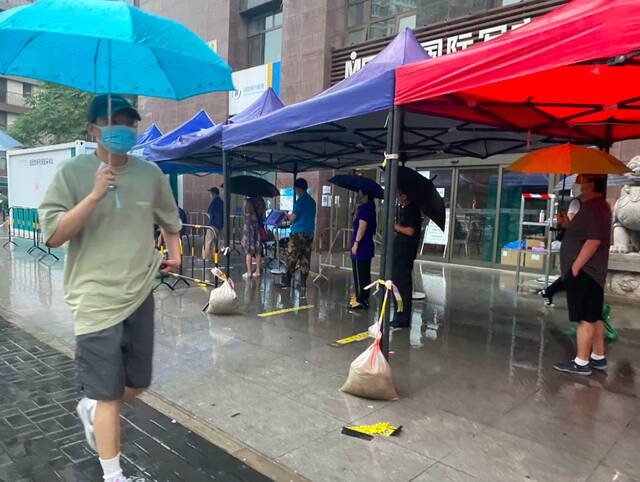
[554,174,611,377]
[39,95,181,482]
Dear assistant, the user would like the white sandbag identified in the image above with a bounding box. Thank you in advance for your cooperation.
[341,339,399,401]
[207,268,240,315]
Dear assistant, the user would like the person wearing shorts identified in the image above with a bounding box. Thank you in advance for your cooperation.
[39,95,181,482]
[553,174,611,376]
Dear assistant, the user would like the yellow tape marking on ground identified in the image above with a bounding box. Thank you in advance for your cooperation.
[258,305,314,317]
[332,331,370,346]
[344,422,400,437]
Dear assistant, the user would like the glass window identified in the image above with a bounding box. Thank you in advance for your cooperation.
[264,28,282,64]
[246,6,282,67]
[348,0,417,42]
[398,14,416,30]
[22,83,32,97]
[451,168,499,264]
[347,28,366,45]
[248,35,263,67]
[348,2,366,27]
[502,0,521,4]
[0,112,7,131]
[369,17,395,39]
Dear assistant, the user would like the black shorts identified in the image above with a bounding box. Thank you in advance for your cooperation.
[75,294,155,400]
[564,270,604,323]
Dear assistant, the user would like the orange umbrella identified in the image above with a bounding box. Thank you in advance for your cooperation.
[508,144,631,175]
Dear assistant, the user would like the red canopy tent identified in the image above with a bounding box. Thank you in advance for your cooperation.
[394,0,640,147]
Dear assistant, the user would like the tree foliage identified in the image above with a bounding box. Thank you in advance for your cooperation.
[8,83,93,147]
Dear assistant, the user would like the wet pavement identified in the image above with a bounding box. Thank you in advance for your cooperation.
[0,314,272,482]
[1,236,640,482]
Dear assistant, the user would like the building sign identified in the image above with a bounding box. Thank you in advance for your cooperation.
[344,18,531,78]
[228,61,281,116]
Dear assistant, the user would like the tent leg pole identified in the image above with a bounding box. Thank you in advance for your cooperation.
[223,150,231,276]
[381,106,402,361]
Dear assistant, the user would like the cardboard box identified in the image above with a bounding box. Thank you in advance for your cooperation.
[525,252,545,269]
[525,238,546,249]
[501,249,525,267]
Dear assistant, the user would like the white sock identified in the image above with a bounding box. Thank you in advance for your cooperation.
[574,357,589,366]
[99,453,122,481]
[591,353,605,360]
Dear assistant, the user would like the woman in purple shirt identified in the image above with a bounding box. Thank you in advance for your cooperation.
[349,190,377,310]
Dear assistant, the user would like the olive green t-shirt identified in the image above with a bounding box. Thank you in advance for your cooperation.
[38,154,181,336]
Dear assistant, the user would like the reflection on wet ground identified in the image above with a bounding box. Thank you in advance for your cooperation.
[1,238,639,482]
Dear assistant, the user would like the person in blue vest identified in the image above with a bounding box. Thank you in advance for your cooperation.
[280,178,316,289]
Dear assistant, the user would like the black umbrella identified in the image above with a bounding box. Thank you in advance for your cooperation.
[227,175,279,198]
[397,166,446,231]
[328,174,384,199]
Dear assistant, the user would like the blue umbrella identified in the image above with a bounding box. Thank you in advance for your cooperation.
[0,0,233,99]
[329,174,384,199]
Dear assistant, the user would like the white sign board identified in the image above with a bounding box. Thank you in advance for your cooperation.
[228,62,280,116]
[7,141,95,209]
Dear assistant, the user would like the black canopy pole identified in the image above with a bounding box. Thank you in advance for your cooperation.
[293,161,299,203]
[223,150,231,275]
[380,106,403,361]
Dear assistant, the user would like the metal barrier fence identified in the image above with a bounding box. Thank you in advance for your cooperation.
[154,223,226,291]
[2,206,59,262]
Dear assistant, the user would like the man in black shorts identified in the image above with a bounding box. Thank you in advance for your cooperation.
[554,174,611,376]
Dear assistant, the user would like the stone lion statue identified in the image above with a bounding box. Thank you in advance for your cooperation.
[611,156,640,254]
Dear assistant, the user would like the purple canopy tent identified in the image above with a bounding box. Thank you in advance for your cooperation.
[149,87,283,162]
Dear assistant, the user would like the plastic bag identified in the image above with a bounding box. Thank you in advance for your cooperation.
[341,279,400,401]
[341,337,399,401]
[206,268,240,315]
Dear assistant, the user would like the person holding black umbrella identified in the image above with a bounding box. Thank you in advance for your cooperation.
[391,189,423,328]
[242,196,266,278]
[349,189,377,310]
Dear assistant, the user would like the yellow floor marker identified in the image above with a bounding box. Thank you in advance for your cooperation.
[258,305,314,317]
[332,332,370,347]
[341,422,402,441]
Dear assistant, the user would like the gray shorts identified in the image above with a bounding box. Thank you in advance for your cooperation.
[75,294,155,401]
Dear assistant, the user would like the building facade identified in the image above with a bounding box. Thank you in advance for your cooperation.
[138,0,639,273]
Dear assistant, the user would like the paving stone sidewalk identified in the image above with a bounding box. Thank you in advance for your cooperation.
[0,316,272,482]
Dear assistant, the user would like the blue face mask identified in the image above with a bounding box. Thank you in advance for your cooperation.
[100,125,137,154]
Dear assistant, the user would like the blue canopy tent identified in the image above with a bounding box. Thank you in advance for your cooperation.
[0,130,22,151]
[142,109,214,161]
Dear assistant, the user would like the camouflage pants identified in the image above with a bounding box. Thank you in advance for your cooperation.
[285,233,313,276]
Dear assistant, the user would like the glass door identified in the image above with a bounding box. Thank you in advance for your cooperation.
[450,167,499,265]
[418,168,453,260]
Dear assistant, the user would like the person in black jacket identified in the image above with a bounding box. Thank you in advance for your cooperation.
[390,190,422,328]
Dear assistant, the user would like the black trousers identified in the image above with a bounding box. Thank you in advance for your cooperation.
[352,258,372,305]
[544,277,565,298]
[391,249,416,322]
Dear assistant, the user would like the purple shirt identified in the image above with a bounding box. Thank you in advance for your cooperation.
[351,201,376,260]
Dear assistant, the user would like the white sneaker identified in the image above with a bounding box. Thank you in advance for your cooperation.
[242,272,252,279]
[76,397,97,451]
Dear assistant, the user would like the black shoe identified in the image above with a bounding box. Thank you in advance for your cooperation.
[553,361,592,376]
[390,319,410,329]
[590,356,608,371]
[540,289,554,307]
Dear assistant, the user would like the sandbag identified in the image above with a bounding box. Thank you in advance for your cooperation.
[207,268,240,315]
[341,338,399,401]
